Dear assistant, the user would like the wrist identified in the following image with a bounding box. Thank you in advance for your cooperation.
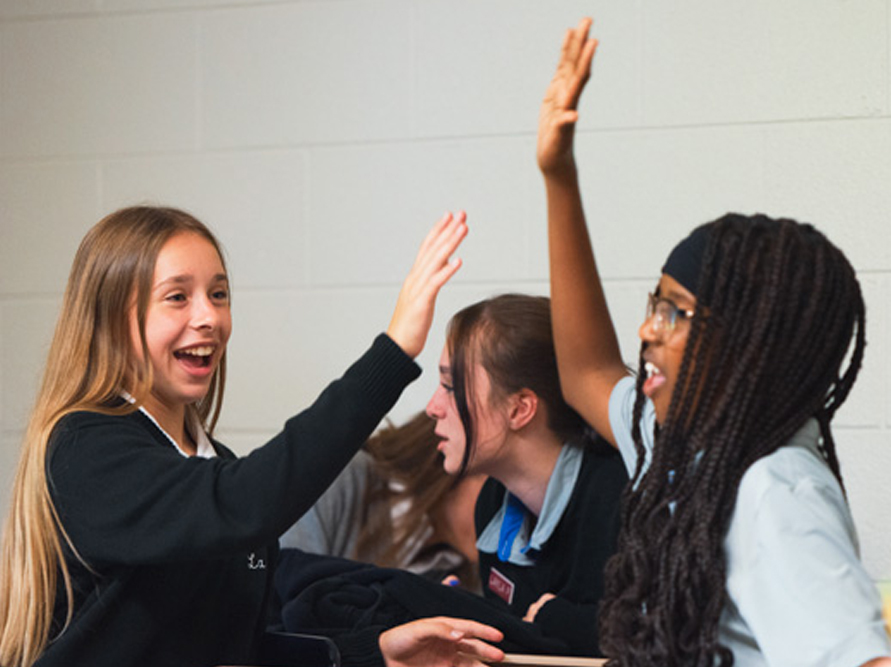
[540,159,578,182]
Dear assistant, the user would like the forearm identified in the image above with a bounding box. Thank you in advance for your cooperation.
[545,168,625,441]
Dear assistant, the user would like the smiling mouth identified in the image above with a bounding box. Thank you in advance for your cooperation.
[174,345,216,369]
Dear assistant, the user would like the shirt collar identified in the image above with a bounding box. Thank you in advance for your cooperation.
[476,443,584,566]
[121,391,216,459]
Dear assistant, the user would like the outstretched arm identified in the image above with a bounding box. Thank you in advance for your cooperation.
[539,18,627,446]
[387,212,468,359]
[379,617,504,667]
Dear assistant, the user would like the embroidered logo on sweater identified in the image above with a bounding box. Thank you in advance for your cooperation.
[488,567,515,605]
[248,553,267,570]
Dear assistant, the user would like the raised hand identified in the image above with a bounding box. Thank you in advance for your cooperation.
[379,617,504,667]
[537,17,597,177]
[387,212,468,359]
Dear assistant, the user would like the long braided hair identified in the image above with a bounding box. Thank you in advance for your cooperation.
[598,213,866,667]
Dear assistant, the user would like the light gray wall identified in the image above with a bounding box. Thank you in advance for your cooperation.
[1,0,889,580]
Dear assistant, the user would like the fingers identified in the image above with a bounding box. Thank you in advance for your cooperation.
[457,637,505,663]
[561,22,597,111]
[386,212,467,358]
[414,212,468,293]
[564,17,593,67]
[430,617,504,643]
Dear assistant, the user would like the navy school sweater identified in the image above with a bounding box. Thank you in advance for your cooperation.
[37,334,419,667]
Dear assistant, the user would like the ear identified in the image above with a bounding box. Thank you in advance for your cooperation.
[507,388,539,431]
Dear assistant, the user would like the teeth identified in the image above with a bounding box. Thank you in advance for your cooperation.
[645,361,660,377]
[179,346,214,357]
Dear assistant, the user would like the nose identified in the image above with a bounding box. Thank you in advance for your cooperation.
[426,386,446,420]
[191,294,218,331]
[639,313,659,345]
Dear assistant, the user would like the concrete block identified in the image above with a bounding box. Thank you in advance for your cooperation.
[201,2,413,149]
[221,288,396,432]
[306,136,539,286]
[763,119,891,272]
[1,13,198,158]
[561,125,765,280]
[641,0,886,125]
[0,0,96,19]
[101,150,308,288]
[414,0,641,137]
[0,162,100,294]
[0,299,60,433]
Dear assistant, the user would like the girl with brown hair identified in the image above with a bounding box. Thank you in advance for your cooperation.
[426,293,628,655]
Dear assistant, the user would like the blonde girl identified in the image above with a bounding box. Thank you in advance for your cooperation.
[0,206,503,667]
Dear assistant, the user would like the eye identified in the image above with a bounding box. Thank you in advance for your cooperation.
[440,382,454,394]
[211,288,230,302]
[165,292,187,303]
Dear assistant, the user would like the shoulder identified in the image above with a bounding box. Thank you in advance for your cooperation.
[736,421,847,516]
[577,436,629,493]
[48,409,170,470]
[52,409,157,447]
[728,420,855,557]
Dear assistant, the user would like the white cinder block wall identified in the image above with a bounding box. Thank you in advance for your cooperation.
[1,0,889,581]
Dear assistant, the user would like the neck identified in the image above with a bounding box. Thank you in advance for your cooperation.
[489,425,564,516]
[141,395,194,456]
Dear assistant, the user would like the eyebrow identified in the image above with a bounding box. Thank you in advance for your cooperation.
[154,273,229,290]
[662,287,695,308]
[439,365,452,376]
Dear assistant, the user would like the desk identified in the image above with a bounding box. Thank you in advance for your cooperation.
[498,655,606,667]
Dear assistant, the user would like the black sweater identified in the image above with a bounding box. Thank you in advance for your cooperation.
[475,439,627,655]
[38,334,419,667]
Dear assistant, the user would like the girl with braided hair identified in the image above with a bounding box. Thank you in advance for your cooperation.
[538,17,891,667]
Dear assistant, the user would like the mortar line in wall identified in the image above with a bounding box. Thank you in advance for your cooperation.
[2,113,890,167]
[1,0,375,24]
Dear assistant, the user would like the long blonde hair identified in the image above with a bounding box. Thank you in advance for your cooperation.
[0,206,228,667]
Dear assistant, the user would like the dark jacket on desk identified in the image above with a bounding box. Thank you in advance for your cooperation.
[276,440,627,658]
[275,549,570,660]
[36,335,419,667]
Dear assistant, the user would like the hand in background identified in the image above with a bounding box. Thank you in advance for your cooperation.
[387,212,468,359]
[537,17,597,178]
[379,616,504,667]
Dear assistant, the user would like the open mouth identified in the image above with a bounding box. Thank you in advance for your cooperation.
[643,361,666,397]
[174,345,216,370]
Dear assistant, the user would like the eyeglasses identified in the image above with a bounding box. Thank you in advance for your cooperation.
[646,293,696,335]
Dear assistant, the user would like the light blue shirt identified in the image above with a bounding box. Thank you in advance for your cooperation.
[609,375,890,667]
[476,443,583,567]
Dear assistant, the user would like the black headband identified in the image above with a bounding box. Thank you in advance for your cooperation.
[661,224,711,297]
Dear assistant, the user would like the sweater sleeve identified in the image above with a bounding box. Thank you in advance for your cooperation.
[534,597,601,657]
[48,334,420,568]
[330,627,387,667]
